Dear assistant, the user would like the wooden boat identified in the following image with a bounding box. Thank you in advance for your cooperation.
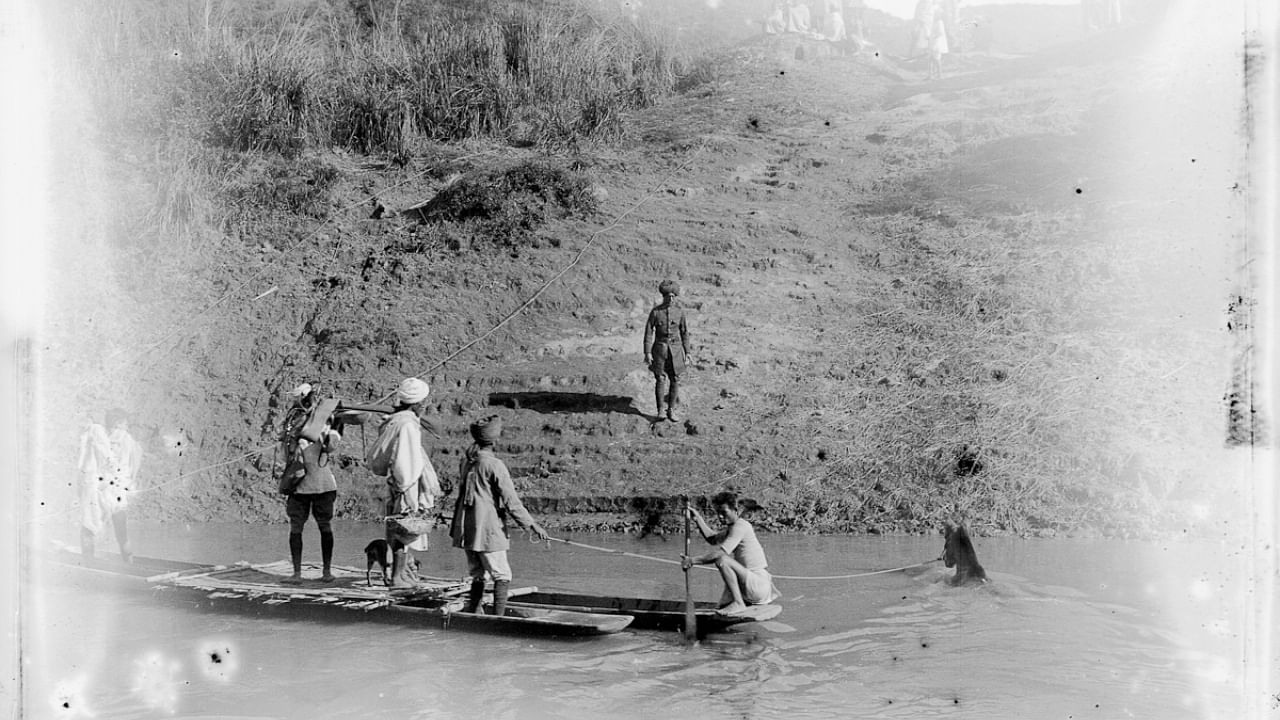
[508,591,782,636]
[47,546,631,638]
[46,546,780,637]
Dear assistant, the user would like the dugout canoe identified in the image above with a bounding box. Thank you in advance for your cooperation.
[46,546,631,638]
[508,591,782,636]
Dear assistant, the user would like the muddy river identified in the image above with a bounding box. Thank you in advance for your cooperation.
[21,522,1252,719]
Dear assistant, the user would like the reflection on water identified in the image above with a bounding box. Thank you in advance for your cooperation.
[21,522,1249,719]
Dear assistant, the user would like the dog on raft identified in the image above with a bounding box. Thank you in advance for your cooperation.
[364,540,391,586]
[364,539,421,587]
[942,524,989,586]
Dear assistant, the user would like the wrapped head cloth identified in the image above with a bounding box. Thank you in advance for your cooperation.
[470,415,503,446]
[396,377,430,405]
[659,279,680,296]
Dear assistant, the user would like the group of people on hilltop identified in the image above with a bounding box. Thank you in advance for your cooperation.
[762,0,958,79]
[764,0,868,46]
[76,280,777,617]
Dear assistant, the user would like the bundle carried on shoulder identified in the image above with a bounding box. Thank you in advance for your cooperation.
[276,394,342,495]
[277,407,310,495]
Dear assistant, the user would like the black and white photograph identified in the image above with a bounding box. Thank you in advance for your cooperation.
[1,0,1275,718]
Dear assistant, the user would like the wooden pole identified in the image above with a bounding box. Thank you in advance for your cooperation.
[683,495,697,644]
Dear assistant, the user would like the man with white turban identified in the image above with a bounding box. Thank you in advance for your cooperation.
[366,377,442,587]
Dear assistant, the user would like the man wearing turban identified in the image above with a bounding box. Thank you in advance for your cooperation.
[450,415,548,615]
[365,377,442,587]
[643,279,691,421]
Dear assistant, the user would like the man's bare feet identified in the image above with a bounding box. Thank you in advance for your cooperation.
[716,601,747,616]
[281,574,304,585]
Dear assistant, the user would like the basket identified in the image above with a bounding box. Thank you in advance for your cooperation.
[386,514,434,537]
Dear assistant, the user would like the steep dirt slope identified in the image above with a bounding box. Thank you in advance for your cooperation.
[37,5,1249,538]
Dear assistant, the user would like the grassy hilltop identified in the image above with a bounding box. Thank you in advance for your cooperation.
[37,0,1252,538]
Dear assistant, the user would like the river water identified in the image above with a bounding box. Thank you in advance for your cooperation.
[20,521,1254,719]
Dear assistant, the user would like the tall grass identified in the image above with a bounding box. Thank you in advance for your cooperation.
[47,0,709,243]
[62,0,707,156]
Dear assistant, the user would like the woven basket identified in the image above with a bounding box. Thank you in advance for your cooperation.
[386,514,434,537]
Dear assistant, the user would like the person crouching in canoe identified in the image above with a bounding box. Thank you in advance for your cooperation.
[366,377,443,588]
[683,491,780,616]
[450,416,549,615]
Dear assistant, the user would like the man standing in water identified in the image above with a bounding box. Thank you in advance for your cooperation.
[683,491,780,615]
[643,279,690,422]
[366,377,442,588]
[451,415,549,615]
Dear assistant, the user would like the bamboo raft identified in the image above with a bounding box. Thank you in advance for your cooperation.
[50,548,631,638]
[151,560,466,611]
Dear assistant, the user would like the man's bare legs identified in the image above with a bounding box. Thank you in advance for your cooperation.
[712,553,750,615]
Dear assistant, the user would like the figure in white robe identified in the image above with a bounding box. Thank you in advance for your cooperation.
[787,0,812,34]
[365,378,442,586]
[79,412,141,560]
[823,0,847,41]
[764,1,787,34]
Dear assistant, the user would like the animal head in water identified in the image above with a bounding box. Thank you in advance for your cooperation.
[942,523,988,584]
[942,524,961,568]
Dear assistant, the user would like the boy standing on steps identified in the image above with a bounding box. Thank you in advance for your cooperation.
[643,279,690,422]
[450,416,549,615]
[365,377,443,588]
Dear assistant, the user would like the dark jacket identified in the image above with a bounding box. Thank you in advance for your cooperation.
[644,301,689,375]
[450,446,537,552]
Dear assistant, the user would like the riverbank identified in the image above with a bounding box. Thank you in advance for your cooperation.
[33,1,1256,540]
